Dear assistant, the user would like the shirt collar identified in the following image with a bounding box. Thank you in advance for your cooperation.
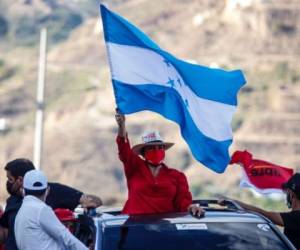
[23,195,45,204]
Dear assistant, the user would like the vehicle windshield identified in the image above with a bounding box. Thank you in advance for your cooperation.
[102,222,289,250]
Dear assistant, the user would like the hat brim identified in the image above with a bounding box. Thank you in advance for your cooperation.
[132,141,174,155]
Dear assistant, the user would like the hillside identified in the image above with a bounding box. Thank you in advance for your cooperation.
[0,0,300,208]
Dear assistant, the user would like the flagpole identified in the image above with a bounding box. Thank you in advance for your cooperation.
[34,28,47,170]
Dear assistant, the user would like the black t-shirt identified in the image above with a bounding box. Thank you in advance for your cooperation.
[0,182,83,250]
[281,210,300,250]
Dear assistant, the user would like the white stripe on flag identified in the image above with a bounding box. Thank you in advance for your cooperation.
[107,42,235,141]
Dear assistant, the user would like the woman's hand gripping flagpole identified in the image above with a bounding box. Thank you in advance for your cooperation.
[115,108,126,138]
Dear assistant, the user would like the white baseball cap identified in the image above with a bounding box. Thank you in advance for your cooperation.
[23,170,48,191]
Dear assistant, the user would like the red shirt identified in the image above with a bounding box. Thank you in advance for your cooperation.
[117,135,192,215]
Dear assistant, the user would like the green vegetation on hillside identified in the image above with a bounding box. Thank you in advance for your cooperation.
[13,10,82,46]
[245,63,300,91]
[0,15,8,37]
[0,59,16,82]
[0,0,102,47]
[46,70,98,111]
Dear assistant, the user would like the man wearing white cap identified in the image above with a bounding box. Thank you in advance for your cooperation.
[14,170,87,250]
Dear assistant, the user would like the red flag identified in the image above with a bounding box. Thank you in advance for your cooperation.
[231,150,294,194]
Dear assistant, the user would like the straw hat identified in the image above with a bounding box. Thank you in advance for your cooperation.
[132,131,174,155]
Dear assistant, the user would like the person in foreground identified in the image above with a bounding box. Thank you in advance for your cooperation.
[14,170,88,250]
[218,173,300,250]
[115,110,204,216]
[0,158,102,249]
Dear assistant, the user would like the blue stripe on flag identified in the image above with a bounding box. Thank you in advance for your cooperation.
[100,5,160,50]
[113,80,232,173]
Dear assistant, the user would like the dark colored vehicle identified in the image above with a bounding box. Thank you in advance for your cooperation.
[90,200,295,250]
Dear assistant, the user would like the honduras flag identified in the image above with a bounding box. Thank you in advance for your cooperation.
[100,5,246,173]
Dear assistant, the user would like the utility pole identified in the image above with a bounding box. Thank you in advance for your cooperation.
[34,28,47,170]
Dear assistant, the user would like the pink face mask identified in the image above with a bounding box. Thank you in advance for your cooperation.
[144,149,165,166]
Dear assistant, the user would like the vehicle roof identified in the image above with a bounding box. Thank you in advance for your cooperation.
[94,210,268,228]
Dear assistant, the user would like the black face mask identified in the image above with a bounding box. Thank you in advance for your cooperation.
[286,193,292,209]
[6,180,13,195]
[6,180,19,196]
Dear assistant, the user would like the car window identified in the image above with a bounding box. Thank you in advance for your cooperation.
[102,222,290,250]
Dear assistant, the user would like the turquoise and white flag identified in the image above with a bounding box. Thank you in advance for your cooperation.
[100,5,246,173]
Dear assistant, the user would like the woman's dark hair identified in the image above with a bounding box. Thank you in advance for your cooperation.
[4,158,35,178]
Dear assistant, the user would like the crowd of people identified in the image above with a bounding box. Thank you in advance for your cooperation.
[0,110,298,249]
[0,158,101,249]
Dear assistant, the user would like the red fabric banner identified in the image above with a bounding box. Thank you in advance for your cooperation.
[231,150,294,192]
